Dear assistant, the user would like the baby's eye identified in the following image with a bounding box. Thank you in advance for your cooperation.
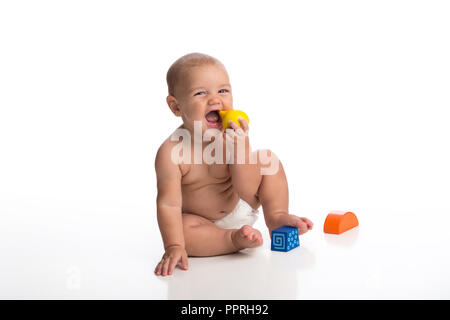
[194,91,206,96]
[218,89,229,94]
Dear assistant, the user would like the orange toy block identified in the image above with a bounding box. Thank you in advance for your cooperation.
[324,211,359,234]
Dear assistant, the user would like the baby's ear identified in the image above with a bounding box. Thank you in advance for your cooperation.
[166,96,182,117]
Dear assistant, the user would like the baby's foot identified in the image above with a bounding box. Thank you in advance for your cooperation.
[268,214,313,236]
[231,225,263,251]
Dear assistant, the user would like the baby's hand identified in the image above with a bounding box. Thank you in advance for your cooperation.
[154,245,188,276]
[224,117,251,164]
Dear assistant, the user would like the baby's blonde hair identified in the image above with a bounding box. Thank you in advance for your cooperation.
[166,52,225,97]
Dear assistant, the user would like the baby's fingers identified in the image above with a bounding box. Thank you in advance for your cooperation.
[162,258,171,276]
[227,120,245,134]
[238,116,249,132]
[168,255,181,275]
[154,259,165,276]
[180,252,189,270]
[154,262,162,275]
[227,120,240,131]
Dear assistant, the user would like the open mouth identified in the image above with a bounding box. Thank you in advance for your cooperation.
[205,110,222,129]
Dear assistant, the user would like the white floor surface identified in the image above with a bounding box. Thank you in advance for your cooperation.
[1,203,449,299]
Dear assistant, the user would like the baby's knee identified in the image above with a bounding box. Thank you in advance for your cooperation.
[254,149,281,176]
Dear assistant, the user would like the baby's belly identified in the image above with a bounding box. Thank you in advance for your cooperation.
[181,187,240,221]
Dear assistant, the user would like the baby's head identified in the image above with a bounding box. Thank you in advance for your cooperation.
[166,53,233,133]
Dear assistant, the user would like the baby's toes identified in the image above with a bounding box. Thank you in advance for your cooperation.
[249,229,263,247]
[246,227,262,243]
[294,219,308,234]
[254,232,263,245]
[248,229,260,242]
[241,225,257,241]
[241,225,252,237]
[285,215,307,234]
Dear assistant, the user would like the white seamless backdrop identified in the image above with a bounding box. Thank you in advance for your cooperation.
[1,0,449,299]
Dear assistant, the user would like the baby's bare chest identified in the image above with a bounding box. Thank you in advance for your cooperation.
[181,163,230,185]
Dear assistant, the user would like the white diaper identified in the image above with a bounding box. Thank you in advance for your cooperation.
[214,198,259,229]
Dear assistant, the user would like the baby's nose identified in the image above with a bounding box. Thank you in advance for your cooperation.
[208,96,222,106]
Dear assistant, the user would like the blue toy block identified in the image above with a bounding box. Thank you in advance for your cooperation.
[271,226,299,252]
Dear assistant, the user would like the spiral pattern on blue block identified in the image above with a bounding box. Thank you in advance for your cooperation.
[272,233,286,250]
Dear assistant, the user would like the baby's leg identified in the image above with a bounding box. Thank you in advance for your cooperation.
[240,150,313,236]
[182,213,262,257]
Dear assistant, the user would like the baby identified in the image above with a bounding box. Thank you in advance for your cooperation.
[154,53,313,276]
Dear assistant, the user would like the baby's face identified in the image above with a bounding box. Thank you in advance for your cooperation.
[171,64,233,132]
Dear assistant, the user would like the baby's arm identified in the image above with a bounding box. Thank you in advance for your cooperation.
[226,118,261,209]
[154,143,188,276]
[226,119,314,235]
